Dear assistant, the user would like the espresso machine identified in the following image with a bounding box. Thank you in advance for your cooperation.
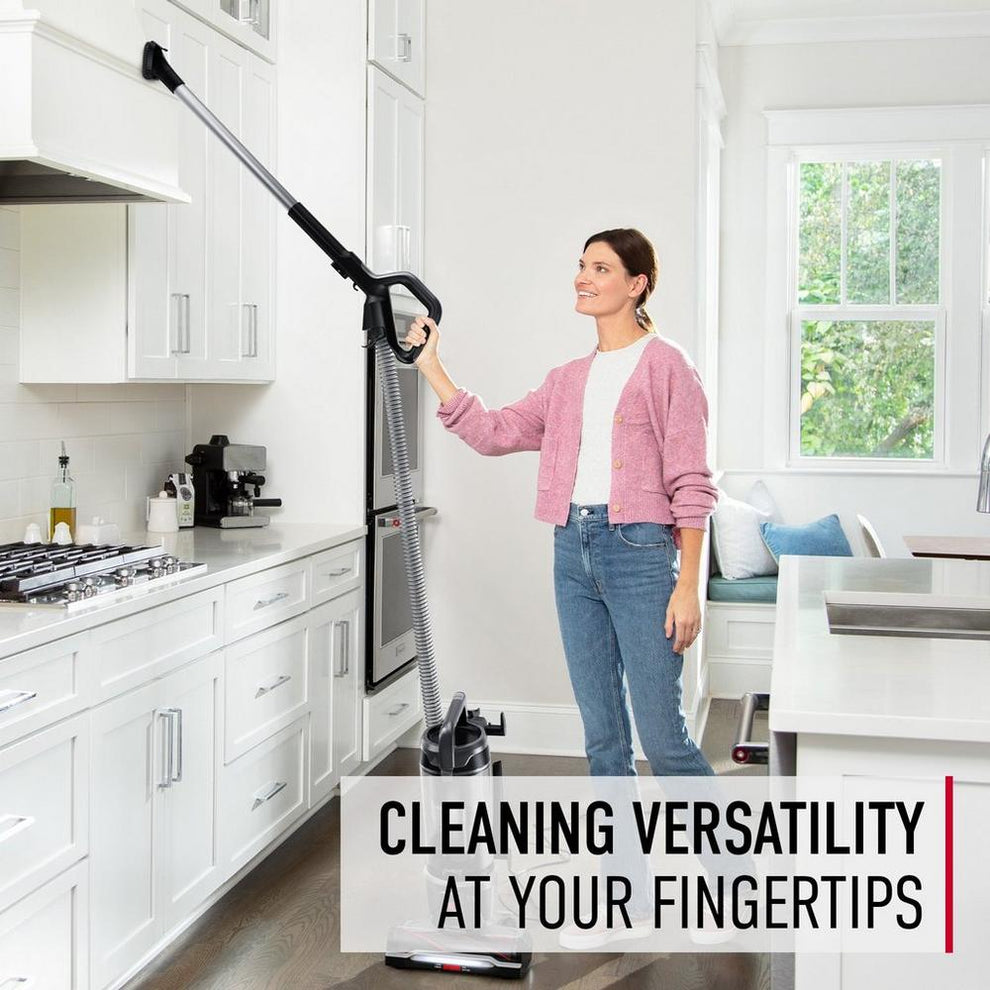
[185,435,283,528]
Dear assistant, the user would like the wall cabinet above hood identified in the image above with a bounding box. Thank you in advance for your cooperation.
[0,0,187,203]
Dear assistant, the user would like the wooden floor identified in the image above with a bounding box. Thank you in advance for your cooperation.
[126,700,769,990]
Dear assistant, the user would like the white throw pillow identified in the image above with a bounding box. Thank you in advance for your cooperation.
[711,489,779,579]
[745,479,783,523]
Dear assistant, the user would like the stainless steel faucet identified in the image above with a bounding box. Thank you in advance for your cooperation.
[979,434,990,512]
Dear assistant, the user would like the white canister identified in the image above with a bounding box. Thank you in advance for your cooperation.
[147,491,179,533]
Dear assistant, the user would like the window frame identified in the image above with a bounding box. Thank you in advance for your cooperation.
[762,106,990,477]
[788,146,947,467]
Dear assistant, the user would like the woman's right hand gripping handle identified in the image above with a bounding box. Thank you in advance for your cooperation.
[404,316,460,404]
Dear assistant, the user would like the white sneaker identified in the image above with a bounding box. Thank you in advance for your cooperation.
[558,911,654,950]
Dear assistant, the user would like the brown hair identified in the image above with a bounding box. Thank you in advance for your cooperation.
[583,228,659,331]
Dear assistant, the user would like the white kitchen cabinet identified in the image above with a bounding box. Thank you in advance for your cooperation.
[0,714,88,914]
[362,664,421,763]
[173,0,275,62]
[19,0,276,384]
[367,66,424,300]
[219,716,307,873]
[224,611,309,763]
[90,652,222,990]
[310,588,363,805]
[369,0,426,97]
[0,861,89,990]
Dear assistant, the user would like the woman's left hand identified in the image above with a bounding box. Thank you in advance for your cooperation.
[665,583,702,654]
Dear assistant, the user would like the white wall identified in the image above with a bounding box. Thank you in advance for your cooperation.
[0,206,186,543]
[422,0,702,710]
[189,1,368,526]
[718,36,990,554]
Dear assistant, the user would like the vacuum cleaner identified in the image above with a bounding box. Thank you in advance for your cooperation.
[140,42,532,979]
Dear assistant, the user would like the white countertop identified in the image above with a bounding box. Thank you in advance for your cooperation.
[769,555,990,743]
[0,522,366,661]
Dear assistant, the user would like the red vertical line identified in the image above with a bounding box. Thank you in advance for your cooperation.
[945,775,954,954]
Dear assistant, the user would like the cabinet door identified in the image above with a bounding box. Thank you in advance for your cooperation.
[367,68,424,299]
[331,589,363,781]
[233,52,276,380]
[158,653,223,931]
[193,30,245,380]
[130,1,211,380]
[369,0,425,98]
[90,679,162,990]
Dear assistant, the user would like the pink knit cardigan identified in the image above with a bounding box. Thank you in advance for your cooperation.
[436,335,717,539]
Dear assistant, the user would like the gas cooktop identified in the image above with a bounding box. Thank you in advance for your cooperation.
[0,541,207,609]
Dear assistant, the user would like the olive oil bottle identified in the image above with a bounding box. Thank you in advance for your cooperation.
[49,441,76,542]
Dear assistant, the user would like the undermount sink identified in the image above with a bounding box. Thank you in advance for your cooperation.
[825,592,990,641]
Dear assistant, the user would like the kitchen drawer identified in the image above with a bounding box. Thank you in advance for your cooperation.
[88,587,224,702]
[225,614,309,763]
[220,717,307,872]
[0,633,88,749]
[704,602,777,660]
[362,668,422,762]
[0,715,88,914]
[225,561,309,643]
[310,541,363,606]
[0,860,88,990]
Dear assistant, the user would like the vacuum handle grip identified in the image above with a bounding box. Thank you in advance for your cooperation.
[373,271,442,366]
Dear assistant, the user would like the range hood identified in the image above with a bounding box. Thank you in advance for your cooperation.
[0,0,187,204]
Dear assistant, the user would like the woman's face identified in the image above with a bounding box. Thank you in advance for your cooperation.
[574,241,646,320]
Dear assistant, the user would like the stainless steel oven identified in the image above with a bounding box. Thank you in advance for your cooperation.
[366,504,437,689]
[367,309,425,514]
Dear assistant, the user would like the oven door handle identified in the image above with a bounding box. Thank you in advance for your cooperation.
[376,506,438,527]
[731,692,770,765]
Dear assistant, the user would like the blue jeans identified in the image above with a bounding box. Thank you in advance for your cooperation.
[553,503,714,779]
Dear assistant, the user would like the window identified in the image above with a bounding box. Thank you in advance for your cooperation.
[793,155,943,462]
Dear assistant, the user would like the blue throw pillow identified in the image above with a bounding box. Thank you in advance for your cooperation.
[759,514,853,561]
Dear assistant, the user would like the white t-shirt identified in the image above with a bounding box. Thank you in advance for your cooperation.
[571,332,653,505]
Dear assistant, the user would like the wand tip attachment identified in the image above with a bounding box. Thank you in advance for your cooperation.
[142,41,184,93]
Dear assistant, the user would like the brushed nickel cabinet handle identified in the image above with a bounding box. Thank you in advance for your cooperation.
[325,566,351,578]
[252,780,287,810]
[255,674,291,698]
[172,707,183,784]
[0,689,37,715]
[158,709,174,789]
[333,620,345,678]
[340,618,350,676]
[0,978,34,989]
[0,814,34,844]
[253,590,290,610]
[387,702,410,718]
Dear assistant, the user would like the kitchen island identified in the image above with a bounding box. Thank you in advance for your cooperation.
[770,555,990,990]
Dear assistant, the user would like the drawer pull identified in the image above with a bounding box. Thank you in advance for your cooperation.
[0,978,34,989]
[325,566,351,577]
[252,780,287,810]
[0,689,37,715]
[255,673,292,699]
[253,591,290,611]
[0,814,34,844]
[387,702,410,718]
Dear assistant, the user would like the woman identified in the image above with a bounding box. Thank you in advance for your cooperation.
[404,228,717,780]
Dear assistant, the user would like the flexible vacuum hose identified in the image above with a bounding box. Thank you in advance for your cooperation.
[375,337,443,728]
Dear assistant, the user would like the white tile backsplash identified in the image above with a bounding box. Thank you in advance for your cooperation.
[0,206,190,543]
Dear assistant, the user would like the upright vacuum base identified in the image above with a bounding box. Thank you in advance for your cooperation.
[385,923,532,979]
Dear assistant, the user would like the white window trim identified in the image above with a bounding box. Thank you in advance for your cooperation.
[762,105,987,475]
